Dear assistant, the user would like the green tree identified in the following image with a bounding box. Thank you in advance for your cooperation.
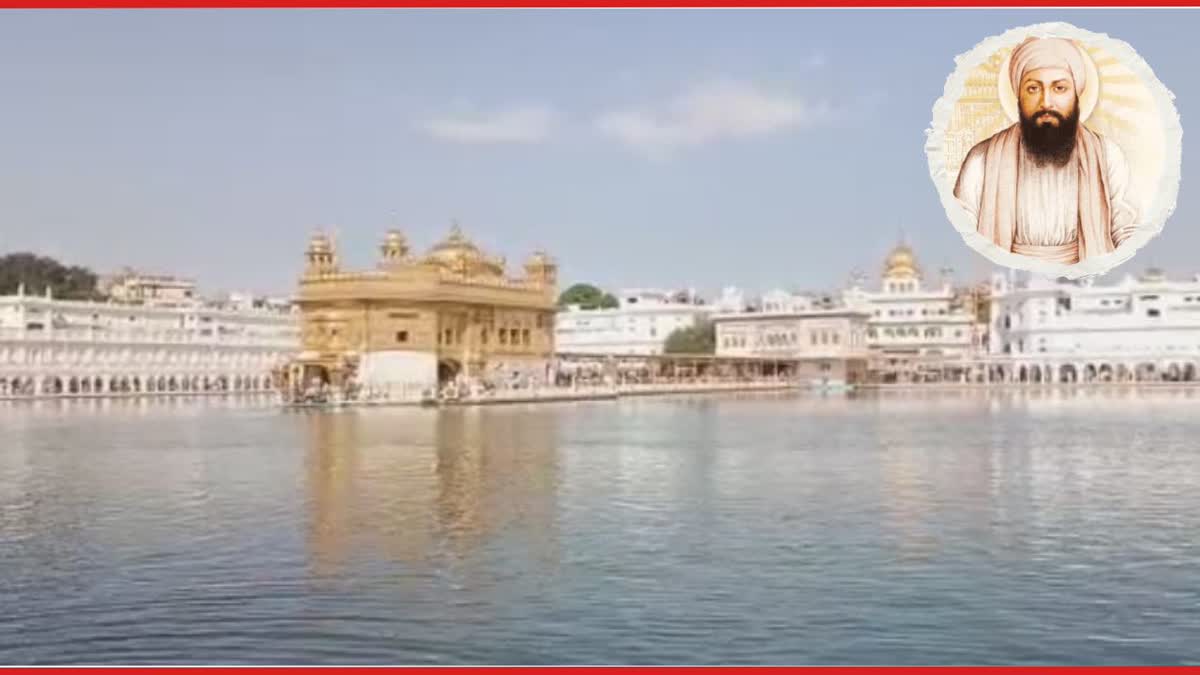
[558,283,619,310]
[0,252,102,300]
[663,320,716,354]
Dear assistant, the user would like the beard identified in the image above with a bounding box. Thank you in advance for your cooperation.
[1020,106,1079,167]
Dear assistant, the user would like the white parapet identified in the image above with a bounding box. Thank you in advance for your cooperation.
[357,350,438,392]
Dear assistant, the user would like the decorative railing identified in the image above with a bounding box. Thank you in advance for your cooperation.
[299,268,554,296]
[0,327,299,349]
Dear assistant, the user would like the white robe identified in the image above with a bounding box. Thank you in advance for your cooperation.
[955,133,1140,251]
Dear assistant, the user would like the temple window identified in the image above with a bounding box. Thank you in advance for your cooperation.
[395,331,408,343]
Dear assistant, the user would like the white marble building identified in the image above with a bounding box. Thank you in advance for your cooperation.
[0,286,300,398]
[555,288,714,355]
[986,268,1200,383]
[843,243,982,382]
[711,292,871,386]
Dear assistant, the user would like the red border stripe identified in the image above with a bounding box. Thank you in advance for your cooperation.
[2,0,1200,6]
[2,662,1200,667]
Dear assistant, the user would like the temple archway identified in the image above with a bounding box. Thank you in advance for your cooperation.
[1135,363,1156,382]
[438,359,462,386]
[42,376,63,395]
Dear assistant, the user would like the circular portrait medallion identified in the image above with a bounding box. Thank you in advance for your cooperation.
[926,22,1182,279]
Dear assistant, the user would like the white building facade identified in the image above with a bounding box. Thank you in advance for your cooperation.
[555,288,713,355]
[844,243,982,382]
[712,293,871,386]
[0,287,300,398]
[987,268,1200,383]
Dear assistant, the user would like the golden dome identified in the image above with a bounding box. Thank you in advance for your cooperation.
[883,243,921,280]
[422,222,503,276]
[380,229,409,260]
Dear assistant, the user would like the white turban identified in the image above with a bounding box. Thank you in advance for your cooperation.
[1009,36,1087,95]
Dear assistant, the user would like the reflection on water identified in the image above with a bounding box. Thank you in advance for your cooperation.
[2,389,1200,664]
[303,407,562,577]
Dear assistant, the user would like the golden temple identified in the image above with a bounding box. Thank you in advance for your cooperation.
[283,223,558,397]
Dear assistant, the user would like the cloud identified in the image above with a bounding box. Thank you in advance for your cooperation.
[422,104,557,144]
[595,80,832,157]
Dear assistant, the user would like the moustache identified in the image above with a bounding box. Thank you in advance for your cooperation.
[1034,110,1066,122]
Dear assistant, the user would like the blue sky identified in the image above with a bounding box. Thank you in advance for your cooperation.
[0,8,1194,298]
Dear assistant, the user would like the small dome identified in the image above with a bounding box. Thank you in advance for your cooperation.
[380,230,409,260]
[307,232,332,254]
[422,222,503,276]
[883,243,921,280]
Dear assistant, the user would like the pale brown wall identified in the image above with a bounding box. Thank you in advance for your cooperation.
[300,301,555,363]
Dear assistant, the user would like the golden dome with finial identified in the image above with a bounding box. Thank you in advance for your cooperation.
[422,221,504,277]
[380,229,409,260]
[383,229,406,247]
[883,242,921,280]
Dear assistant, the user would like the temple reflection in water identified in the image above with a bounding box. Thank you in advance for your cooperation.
[303,406,562,576]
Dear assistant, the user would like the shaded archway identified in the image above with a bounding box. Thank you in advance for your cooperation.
[438,359,462,386]
[1185,364,1198,382]
[1060,364,1078,383]
[68,377,80,394]
[1134,363,1155,382]
[42,376,63,395]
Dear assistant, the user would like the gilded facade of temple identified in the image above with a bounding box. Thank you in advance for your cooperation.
[285,224,558,396]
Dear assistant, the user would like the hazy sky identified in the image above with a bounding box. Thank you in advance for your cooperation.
[0,8,1195,298]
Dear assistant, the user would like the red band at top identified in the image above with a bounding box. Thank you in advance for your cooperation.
[1,0,1198,7]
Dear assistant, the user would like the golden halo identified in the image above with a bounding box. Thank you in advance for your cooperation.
[998,39,1100,124]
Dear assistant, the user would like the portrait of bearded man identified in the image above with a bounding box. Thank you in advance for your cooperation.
[953,36,1141,266]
